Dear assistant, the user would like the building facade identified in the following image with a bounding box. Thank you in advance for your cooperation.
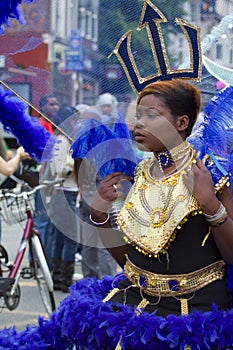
[0,0,102,114]
[50,0,102,106]
[170,0,233,69]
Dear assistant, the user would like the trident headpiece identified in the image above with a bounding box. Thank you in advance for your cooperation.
[112,0,202,94]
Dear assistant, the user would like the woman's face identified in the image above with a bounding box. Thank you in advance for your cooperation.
[134,94,184,153]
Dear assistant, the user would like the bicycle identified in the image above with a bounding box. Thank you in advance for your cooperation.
[0,179,64,315]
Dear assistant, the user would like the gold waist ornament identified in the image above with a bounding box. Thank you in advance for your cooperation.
[124,256,226,297]
[117,145,201,257]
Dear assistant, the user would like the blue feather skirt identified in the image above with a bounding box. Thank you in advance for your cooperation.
[1,275,233,349]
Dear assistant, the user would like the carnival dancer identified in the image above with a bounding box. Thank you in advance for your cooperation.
[89,79,233,318]
[0,1,233,349]
[0,82,232,350]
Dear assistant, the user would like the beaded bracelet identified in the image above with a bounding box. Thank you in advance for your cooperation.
[203,202,228,227]
[89,213,109,226]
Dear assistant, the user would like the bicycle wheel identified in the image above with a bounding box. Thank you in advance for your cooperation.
[31,235,56,314]
[4,282,21,311]
[0,244,9,265]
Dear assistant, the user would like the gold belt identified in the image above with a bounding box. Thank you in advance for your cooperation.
[124,256,225,297]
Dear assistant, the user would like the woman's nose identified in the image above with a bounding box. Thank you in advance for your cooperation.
[135,118,145,128]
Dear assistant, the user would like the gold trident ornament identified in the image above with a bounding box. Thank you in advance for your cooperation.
[112,0,202,94]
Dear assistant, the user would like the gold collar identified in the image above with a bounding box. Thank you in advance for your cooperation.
[117,145,201,257]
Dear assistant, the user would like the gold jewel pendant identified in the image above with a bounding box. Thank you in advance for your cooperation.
[149,208,165,228]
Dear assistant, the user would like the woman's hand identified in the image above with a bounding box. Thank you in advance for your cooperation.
[16,146,30,160]
[183,160,219,213]
[90,172,131,219]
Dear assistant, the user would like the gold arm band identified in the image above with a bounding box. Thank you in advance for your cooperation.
[124,256,225,297]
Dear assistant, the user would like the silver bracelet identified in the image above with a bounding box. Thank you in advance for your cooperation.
[89,213,109,225]
[203,201,228,226]
[203,202,226,221]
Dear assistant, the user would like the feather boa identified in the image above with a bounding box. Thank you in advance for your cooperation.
[0,0,34,34]
[0,276,233,349]
[0,84,58,162]
[188,85,233,187]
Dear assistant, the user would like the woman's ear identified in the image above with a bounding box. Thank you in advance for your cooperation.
[176,115,189,132]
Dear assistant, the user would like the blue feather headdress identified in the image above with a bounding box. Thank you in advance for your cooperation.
[71,114,141,179]
[188,85,233,187]
[0,0,34,34]
[0,84,58,162]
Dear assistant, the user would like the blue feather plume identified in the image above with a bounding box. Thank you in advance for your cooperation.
[0,84,58,162]
[0,0,34,34]
[71,114,141,179]
[188,85,233,187]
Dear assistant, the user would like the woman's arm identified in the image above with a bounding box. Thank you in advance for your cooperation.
[74,158,130,267]
[211,187,233,264]
[89,171,131,268]
[0,146,29,176]
[184,160,233,264]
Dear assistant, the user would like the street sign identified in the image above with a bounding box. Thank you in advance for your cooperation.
[69,37,82,50]
[69,30,82,49]
[65,49,84,71]
[65,30,84,71]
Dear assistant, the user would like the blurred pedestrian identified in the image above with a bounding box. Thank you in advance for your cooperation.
[75,106,119,279]
[49,105,80,293]
[34,94,59,267]
[38,94,59,133]
[96,92,118,128]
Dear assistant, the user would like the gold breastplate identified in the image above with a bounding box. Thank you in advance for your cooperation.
[117,155,200,257]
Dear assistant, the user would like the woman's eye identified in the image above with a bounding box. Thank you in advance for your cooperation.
[148,113,158,119]
[135,112,160,120]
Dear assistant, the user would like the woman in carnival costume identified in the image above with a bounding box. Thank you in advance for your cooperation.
[0,81,232,350]
[77,80,233,349]
[0,2,233,350]
[89,78,233,317]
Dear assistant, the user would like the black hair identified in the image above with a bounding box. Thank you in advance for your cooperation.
[137,80,202,137]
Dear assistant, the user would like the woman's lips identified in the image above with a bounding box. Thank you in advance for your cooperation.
[134,132,145,141]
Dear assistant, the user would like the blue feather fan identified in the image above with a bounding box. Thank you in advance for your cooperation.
[71,114,141,179]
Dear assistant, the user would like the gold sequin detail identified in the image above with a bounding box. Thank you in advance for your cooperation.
[118,150,200,257]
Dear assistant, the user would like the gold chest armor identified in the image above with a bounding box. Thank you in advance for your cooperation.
[117,155,200,257]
